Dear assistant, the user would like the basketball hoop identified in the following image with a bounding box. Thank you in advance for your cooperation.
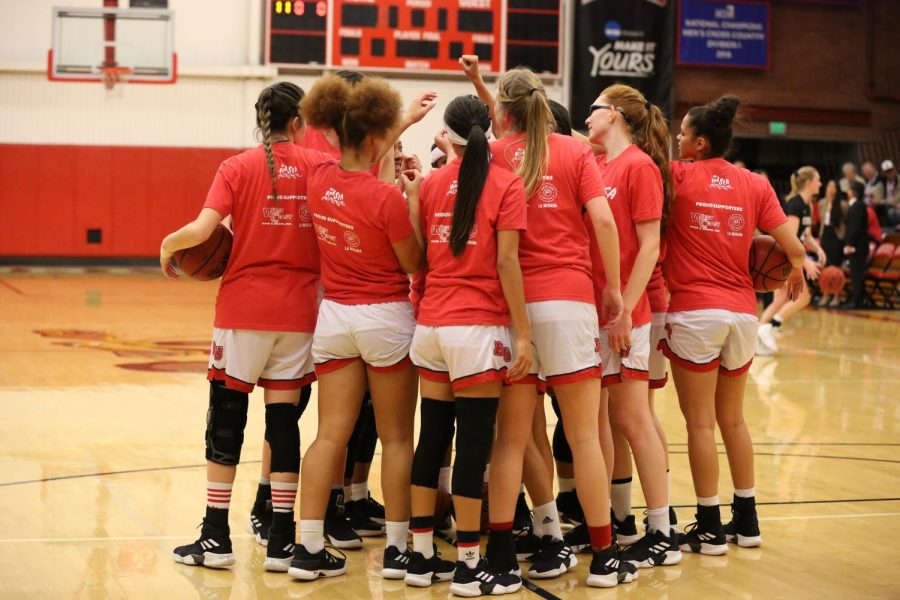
[100,66,132,90]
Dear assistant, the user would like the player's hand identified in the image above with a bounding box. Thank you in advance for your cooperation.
[802,256,821,281]
[434,130,452,155]
[404,91,438,126]
[506,336,533,382]
[843,245,855,255]
[400,168,423,197]
[402,154,422,173]
[608,311,632,355]
[785,266,804,301]
[459,55,482,81]
[160,247,179,280]
[816,246,827,264]
[600,285,624,328]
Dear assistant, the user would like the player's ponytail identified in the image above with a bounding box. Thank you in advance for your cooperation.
[496,68,552,197]
[302,74,401,151]
[790,166,818,197]
[255,81,304,201]
[444,95,491,256]
[602,84,673,233]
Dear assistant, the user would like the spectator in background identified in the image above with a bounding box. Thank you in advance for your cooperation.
[881,160,900,228]
[842,182,869,309]
[817,180,845,307]
[862,161,885,205]
[839,162,865,194]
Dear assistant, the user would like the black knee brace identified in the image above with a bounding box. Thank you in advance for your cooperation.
[265,403,300,473]
[205,381,249,466]
[296,384,312,420]
[344,394,372,478]
[356,400,378,463]
[550,393,573,462]
[452,397,499,499]
[411,398,456,489]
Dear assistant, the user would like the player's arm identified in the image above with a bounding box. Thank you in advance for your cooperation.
[785,214,821,280]
[459,55,498,131]
[400,168,426,252]
[770,221,808,301]
[376,91,439,163]
[584,195,623,326]
[391,234,423,275]
[378,144,396,183]
[608,220,660,354]
[496,229,532,381]
[159,207,223,279]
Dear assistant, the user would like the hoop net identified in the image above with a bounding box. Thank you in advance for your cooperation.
[100,66,132,90]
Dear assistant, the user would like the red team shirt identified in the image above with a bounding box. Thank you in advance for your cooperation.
[646,239,668,314]
[666,159,787,315]
[490,133,606,304]
[307,163,414,304]
[416,158,528,326]
[203,143,333,332]
[587,144,663,328]
[300,127,341,160]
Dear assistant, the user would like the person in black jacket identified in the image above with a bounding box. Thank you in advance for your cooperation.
[842,182,869,309]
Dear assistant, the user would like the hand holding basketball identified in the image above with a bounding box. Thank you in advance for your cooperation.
[160,247,179,280]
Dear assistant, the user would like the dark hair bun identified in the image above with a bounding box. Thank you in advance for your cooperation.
[707,96,740,129]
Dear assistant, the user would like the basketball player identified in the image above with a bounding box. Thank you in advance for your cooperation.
[286,74,432,581]
[403,95,531,596]
[664,96,806,554]
[757,166,825,354]
[486,68,636,589]
[162,82,333,572]
[580,84,680,570]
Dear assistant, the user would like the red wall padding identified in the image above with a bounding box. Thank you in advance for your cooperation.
[0,144,243,258]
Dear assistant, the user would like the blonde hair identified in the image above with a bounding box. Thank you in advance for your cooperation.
[790,166,818,196]
[496,68,553,197]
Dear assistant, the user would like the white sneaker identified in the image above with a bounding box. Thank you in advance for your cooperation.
[756,323,778,355]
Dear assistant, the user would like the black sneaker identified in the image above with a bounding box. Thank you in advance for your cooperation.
[526,536,577,579]
[513,493,533,535]
[563,522,591,554]
[587,544,638,588]
[172,520,235,568]
[724,496,762,547]
[287,544,347,580]
[382,545,411,579]
[365,493,386,525]
[612,514,640,546]
[621,528,682,568]
[643,506,679,536]
[679,508,727,556]
[449,558,522,597]
[404,546,456,587]
[513,530,542,561]
[325,489,363,549]
[344,499,385,537]
[555,490,585,526]
[264,521,296,572]
[248,501,272,547]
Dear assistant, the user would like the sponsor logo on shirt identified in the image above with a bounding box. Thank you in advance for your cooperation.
[728,213,745,236]
[278,164,300,179]
[298,203,313,228]
[429,222,478,245]
[709,175,733,191]
[315,223,337,246]
[690,211,720,233]
[511,147,525,169]
[343,231,362,253]
[448,180,458,196]
[322,187,345,206]
[605,186,618,201]
[538,177,558,208]
[262,206,293,226]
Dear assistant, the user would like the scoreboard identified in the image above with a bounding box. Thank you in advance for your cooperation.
[265,0,562,76]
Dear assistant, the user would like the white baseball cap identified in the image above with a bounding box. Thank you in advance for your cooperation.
[882,160,895,172]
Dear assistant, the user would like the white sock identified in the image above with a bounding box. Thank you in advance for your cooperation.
[301,519,325,554]
[647,506,669,534]
[270,481,298,514]
[343,485,352,504]
[351,482,368,502]
[533,501,563,541]
[483,463,490,483]
[439,467,452,492]
[557,477,575,493]
[610,477,633,521]
[458,541,480,569]
[697,495,719,507]
[412,528,434,558]
[520,484,526,494]
[385,521,408,551]
[734,487,755,499]
[259,476,270,486]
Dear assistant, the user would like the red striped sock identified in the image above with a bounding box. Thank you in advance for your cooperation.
[207,482,232,511]
[271,481,297,514]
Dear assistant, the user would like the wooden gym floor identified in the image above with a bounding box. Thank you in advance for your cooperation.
[0,268,898,599]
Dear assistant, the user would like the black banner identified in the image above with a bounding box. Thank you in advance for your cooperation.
[571,0,675,127]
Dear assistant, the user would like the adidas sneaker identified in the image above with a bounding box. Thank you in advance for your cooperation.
[404,546,456,587]
[679,507,727,556]
[263,521,296,572]
[621,528,682,568]
[287,544,347,580]
[449,558,522,597]
[248,500,272,547]
[172,520,235,568]
[586,544,638,588]
[526,536,577,579]
[382,545,411,579]
[612,513,640,546]
[724,496,762,547]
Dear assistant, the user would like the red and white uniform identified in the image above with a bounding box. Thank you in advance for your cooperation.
[588,144,663,385]
[410,158,527,390]
[203,142,334,391]
[662,158,787,374]
[647,240,669,388]
[307,162,415,373]
[491,133,607,386]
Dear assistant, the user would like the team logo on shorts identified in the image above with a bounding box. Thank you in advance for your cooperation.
[211,342,224,361]
[493,341,512,362]
[343,231,361,248]
[594,337,602,353]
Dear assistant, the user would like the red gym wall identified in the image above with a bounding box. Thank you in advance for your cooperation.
[0,144,242,259]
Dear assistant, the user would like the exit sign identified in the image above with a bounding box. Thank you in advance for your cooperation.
[769,121,787,136]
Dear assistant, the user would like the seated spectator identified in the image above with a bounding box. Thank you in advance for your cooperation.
[882,160,900,228]
[840,161,865,194]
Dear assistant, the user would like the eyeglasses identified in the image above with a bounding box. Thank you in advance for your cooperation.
[588,104,613,117]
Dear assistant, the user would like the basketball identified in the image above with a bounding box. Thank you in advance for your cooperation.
[433,487,453,529]
[749,235,792,292]
[172,224,232,281]
[819,266,847,294]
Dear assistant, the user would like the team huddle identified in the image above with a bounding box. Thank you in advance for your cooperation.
[159,57,807,596]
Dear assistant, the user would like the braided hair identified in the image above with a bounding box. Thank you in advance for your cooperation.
[255,82,304,201]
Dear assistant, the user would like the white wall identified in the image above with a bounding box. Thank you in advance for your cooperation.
[0,0,570,155]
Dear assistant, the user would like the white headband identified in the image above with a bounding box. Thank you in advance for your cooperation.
[430,147,447,164]
[443,122,470,146]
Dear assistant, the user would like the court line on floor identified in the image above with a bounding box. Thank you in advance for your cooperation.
[3,510,899,544]
[0,279,25,295]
